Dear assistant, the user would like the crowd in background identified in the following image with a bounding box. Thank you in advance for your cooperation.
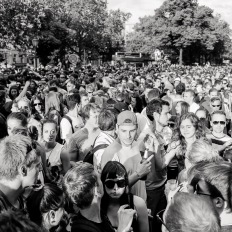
[0,62,231,232]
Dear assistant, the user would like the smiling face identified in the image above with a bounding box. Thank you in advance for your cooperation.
[180,118,196,139]
[211,113,226,134]
[42,122,57,143]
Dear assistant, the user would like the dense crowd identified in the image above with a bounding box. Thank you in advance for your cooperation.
[0,62,231,232]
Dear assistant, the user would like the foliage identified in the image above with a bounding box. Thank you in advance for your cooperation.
[126,0,232,64]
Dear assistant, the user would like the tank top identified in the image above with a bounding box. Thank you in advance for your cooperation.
[46,143,63,167]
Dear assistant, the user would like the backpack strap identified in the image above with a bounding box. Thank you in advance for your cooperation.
[92,144,109,154]
[63,115,74,133]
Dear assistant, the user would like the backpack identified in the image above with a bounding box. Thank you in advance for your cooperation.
[83,144,109,165]
[62,115,74,133]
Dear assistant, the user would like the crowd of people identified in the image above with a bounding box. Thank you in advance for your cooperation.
[0,62,231,232]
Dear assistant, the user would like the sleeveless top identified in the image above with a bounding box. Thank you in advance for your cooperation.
[46,143,63,167]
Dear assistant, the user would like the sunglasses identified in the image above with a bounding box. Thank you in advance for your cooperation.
[190,176,224,200]
[212,121,226,125]
[212,105,220,107]
[34,103,42,106]
[104,179,126,189]
[156,209,169,231]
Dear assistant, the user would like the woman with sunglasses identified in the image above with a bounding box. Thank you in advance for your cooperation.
[206,110,232,155]
[31,96,45,121]
[101,161,149,232]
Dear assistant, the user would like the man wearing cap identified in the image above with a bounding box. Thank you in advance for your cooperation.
[101,111,153,201]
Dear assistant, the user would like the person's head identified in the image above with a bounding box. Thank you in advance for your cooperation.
[209,88,219,99]
[31,96,43,114]
[210,97,222,111]
[183,89,195,105]
[80,92,89,108]
[175,101,189,116]
[98,109,116,132]
[116,111,137,147]
[175,83,185,95]
[27,183,64,229]
[9,85,19,100]
[7,112,28,136]
[174,77,180,87]
[66,93,81,113]
[66,79,76,93]
[162,192,221,232]
[0,135,41,188]
[222,79,228,89]
[214,80,222,91]
[42,119,58,143]
[81,103,99,128]
[195,108,207,119]
[45,92,61,115]
[101,161,129,200]
[176,113,204,141]
[63,162,103,209]
[86,84,94,100]
[147,88,160,102]
[154,78,161,88]
[210,110,226,134]
[146,99,170,127]
[185,138,221,171]
[0,210,41,232]
[188,161,232,214]
[17,97,32,117]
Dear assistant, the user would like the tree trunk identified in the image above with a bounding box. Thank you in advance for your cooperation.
[179,48,183,65]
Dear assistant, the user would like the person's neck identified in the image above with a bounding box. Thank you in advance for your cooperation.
[84,123,99,133]
[185,136,196,145]
[156,121,164,133]
[67,109,77,117]
[0,180,23,206]
[80,201,102,223]
[212,131,225,138]
[45,141,57,149]
[102,130,115,138]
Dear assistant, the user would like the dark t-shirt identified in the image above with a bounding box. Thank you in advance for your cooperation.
[0,189,25,214]
[71,212,114,232]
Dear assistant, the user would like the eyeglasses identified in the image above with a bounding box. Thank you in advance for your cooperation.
[212,105,220,107]
[212,121,226,125]
[156,209,169,231]
[190,176,224,200]
[33,103,42,106]
[104,179,126,189]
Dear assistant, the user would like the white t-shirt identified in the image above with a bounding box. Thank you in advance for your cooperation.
[60,114,84,142]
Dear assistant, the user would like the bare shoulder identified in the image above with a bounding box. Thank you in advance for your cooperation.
[133,195,147,209]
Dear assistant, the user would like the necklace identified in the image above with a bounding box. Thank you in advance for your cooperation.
[211,132,226,139]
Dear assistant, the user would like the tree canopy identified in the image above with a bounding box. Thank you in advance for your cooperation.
[0,0,131,65]
[126,0,232,64]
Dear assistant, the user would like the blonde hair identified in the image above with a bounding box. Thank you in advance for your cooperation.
[187,138,221,165]
[45,92,60,115]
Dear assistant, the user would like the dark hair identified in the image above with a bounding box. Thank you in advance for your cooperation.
[9,85,19,100]
[176,83,185,95]
[66,93,81,110]
[7,112,28,128]
[63,163,97,209]
[0,210,41,232]
[146,99,163,121]
[27,183,64,226]
[101,161,129,213]
[176,101,189,116]
[98,109,116,131]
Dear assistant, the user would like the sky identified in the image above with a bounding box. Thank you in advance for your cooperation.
[107,0,232,32]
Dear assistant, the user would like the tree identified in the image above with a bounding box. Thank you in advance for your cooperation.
[127,0,232,65]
